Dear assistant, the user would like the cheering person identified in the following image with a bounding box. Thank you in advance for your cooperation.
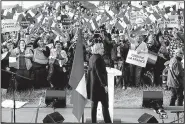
[32,37,50,89]
[48,41,68,90]
[10,39,33,91]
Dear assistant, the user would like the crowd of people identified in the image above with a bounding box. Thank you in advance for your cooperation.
[1,1,184,99]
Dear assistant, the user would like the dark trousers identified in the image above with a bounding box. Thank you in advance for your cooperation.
[33,67,50,89]
[15,69,33,91]
[48,64,68,90]
[169,87,184,106]
[117,61,129,87]
[91,99,112,123]
[129,64,143,87]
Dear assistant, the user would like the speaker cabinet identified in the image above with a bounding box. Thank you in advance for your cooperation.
[138,113,158,123]
[43,112,65,123]
[45,90,66,108]
[142,91,163,108]
[86,118,121,123]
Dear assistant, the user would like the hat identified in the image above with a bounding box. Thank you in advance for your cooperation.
[164,61,169,66]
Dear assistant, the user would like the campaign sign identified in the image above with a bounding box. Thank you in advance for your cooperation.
[61,15,71,25]
[20,21,30,29]
[159,15,180,28]
[126,50,149,67]
[1,19,21,33]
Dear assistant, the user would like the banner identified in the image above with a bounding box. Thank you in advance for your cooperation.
[20,21,30,29]
[159,15,180,28]
[61,15,72,25]
[126,50,149,67]
[1,19,21,33]
[130,11,146,24]
[130,12,137,23]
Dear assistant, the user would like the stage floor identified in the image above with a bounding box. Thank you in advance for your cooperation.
[2,107,183,123]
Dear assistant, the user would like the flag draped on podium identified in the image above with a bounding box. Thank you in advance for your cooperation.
[69,28,87,122]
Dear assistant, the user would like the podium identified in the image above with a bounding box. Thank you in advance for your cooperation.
[97,67,122,122]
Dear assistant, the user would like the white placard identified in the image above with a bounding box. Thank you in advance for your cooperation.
[126,50,149,68]
[9,57,16,63]
[1,19,21,33]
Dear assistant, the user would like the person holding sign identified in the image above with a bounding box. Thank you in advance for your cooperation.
[87,42,112,123]
[126,28,148,87]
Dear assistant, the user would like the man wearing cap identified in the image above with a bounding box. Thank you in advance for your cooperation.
[167,48,184,106]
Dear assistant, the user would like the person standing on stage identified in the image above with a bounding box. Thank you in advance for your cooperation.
[87,39,112,123]
[167,48,184,106]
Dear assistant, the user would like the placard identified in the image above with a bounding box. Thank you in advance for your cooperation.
[61,15,71,25]
[158,15,180,28]
[1,19,21,33]
[9,57,17,68]
[130,11,146,24]
[20,21,30,29]
[126,50,149,67]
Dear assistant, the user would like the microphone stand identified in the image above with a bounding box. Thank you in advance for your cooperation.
[1,69,32,123]
[12,73,16,123]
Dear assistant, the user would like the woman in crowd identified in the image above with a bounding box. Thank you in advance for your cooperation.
[1,40,17,90]
[1,45,8,53]
[87,42,112,123]
[155,35,170,86]
[48,41,68,90]
[32,37,50,89]
[10,39,33,91]
[1,43,12,89]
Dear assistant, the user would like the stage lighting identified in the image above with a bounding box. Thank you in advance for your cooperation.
[138,113,158,123]
[142,91,168,119]
[45,90,66,108]
[43,112,65,123]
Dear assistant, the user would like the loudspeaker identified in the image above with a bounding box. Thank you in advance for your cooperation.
[138,113,158,123]
[142,91,163,108]
[43,112,65,123]
[86,118,121,123]
[45,90,66,108]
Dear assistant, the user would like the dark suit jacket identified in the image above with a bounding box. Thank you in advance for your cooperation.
[87,54,108,101]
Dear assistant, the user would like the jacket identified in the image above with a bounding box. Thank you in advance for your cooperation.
[167,57,184,88]
[87,54,108,101]
[33,47,49,65]
[11,48,33,70]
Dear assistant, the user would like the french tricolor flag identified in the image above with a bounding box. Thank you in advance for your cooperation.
[69,29,87,122]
